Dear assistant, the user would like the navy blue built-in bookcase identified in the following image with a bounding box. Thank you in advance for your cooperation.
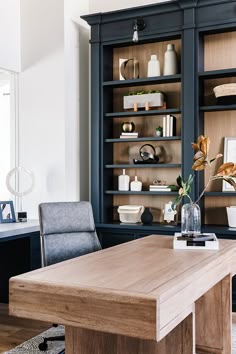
[82,0,236,309]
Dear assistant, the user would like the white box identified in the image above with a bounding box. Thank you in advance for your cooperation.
[173,233,219,250]
[226,206,236,227]
[123,92,164,110]
[117,205,144,223]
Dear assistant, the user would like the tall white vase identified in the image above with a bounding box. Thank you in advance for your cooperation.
[147,55,160,77]
[163,44,178,76]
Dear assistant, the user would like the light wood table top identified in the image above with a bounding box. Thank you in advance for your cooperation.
[9,235,236,344]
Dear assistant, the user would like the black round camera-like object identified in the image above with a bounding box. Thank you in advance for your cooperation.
[133,144,159,164]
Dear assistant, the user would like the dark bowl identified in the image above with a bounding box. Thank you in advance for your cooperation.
[216,95,236,105]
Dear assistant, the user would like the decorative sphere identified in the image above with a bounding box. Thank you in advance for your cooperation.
[122,122,135,132]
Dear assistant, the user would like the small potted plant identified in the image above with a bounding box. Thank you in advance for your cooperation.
[155,126,163,137]
[123,90,164,110]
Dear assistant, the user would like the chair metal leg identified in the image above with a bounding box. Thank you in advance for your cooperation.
[38,335,65,351]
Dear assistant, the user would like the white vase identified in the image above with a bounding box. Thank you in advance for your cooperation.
[118,169,130,191]
[163,44,178,76]
[130,176,142,191]
[147,55,160,77]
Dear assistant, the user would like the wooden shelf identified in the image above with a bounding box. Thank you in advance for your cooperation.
[105,136,181,143]
[105,163,181,169]
[200,104,236,112]
[96,222,181,232]
[105,108,181,118]
[202,225,236,237]
[204,191,236,196]
[199,68,236,79]
[96,222,236,237]
[103,74,181,88]
[105,190,179,195]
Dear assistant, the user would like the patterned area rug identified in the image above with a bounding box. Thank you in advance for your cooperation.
[4,326,65,354]
[3,323,236,353]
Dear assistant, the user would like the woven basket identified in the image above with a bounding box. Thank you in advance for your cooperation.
[213,83,236,105]
[213,83,236,98]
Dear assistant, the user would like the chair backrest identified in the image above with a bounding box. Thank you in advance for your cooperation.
[38,201,101,267]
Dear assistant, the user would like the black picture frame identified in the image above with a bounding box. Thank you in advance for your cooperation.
[0,201,16,223]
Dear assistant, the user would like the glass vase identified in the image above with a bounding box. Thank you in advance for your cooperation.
[181,203,201,235]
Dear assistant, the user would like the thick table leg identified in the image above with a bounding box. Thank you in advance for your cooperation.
[65,313,194,354]
[196,274,232,354]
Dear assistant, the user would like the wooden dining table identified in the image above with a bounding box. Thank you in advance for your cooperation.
[9,235,236,354]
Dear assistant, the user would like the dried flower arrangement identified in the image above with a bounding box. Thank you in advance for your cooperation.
[172,135,236,209]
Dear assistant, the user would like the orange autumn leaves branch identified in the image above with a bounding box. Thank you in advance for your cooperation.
[192,135,236,194]
[172,135,236,210]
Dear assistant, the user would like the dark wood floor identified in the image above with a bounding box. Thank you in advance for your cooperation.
[0,303,50,353]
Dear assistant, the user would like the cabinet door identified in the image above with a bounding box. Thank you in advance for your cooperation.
[99,231,135,249]
[0,238,31,302]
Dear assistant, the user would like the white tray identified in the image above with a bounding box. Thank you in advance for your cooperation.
[173,233,219,250]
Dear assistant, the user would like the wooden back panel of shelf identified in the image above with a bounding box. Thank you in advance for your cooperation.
[113,141,181,164]
[205,196,236,225]
[113,115,181,139]
[112,166,181,189]
[107,40,183,223]
[113,193,180,223]
[204,32,236,71]
[113,84,181,112]
[113,39,181,80]
[204,31,236,224]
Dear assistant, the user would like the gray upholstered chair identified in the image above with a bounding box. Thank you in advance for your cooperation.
[38,201,101,351]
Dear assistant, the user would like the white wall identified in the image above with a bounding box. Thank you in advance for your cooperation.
[89,0,172,13]
[0,73,11,199]
[18,0,90,218]
[0,0,21,72]
[64,0,89,201]
[0,0,171,219]
[18,0,65,218]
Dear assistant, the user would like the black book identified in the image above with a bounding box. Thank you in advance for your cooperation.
[177,233,215,242]
[169,115,176,137]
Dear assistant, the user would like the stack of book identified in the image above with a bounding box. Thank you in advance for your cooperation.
[174,233,219,250]
[120,132,138,139]
[162,115,176,137]
[149,185,171,192]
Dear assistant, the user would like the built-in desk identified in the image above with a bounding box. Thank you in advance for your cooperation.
[0,220,40,302]
[10,235,236,353]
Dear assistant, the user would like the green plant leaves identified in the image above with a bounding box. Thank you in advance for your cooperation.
[127,90,161,96]
[171,174,194,210]
[176,175,183,188]
[168,185,179,191]
[171,195,182,210]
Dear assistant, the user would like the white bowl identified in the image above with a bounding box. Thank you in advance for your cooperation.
[117,205,144,223]
[226,206,236,227]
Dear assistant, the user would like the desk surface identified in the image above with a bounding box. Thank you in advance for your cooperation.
[9,235,236,341]
[0,219,39,241]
